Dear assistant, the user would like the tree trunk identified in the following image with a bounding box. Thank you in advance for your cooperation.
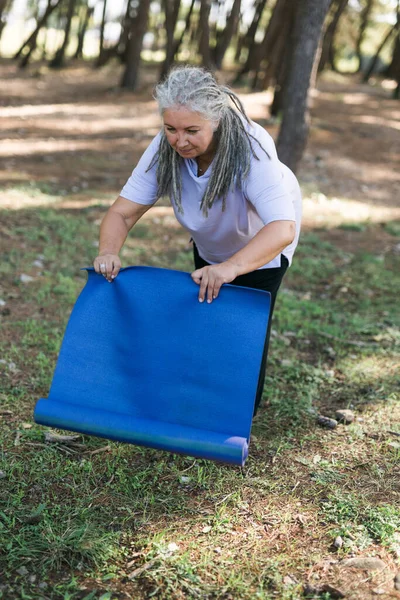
[213,0,241,69]
[121,0,151,90]
[252,0,295,90]
[0,0,12,45]
[172,0,195,60]
[235,0,268,65]
[363,20,399,82]
[318,0,348,73]
[198,0,212,69]
[277,0,332,172]
[74,3,93,59]
[159,0,181,80]
[249,0,291,87]
[97,0,108,63]
[14,0,62,64]
[49,0,77,68]
[355,0,374,72]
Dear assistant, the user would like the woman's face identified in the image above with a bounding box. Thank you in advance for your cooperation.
[163,107,217,159]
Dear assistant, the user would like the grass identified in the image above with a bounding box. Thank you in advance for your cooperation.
[1,209,400,597]
[1,203,399,599]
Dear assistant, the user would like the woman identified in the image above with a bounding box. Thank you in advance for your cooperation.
[94,66,302,415]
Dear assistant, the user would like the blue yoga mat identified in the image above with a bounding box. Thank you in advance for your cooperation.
[34,266,271,465]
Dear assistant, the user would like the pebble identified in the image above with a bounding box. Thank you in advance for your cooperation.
[0,299,5,306]
[20,274,34,283]
[283,575,297,586]
[179,476,191,484]
[0,471,5,479]
[281,359,292,367]
[394,573,400,591]
[335,409,355,424]
[32,260,44,268]
[341,557,386,571]
[16,566,29,576]
[334,536,343,549]
[317,415,338,429]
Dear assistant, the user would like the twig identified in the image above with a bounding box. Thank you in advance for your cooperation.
[215,491,236,506]
[318,331,378,347]
[128,558,157,580]
[14,431,21,446]
[388,430,400,437]
[84,445,111,456]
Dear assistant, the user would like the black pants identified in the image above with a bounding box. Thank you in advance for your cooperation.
[193,244,289,416]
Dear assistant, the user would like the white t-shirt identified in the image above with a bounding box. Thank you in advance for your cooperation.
[120,119,302,269]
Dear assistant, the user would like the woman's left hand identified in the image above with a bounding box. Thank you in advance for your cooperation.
[191,262,239,303]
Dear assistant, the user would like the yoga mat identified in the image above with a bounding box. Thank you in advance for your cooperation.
[34,266,271,465]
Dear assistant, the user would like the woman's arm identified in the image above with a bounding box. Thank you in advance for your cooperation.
[191,220,296,303]
[94,196,153,282]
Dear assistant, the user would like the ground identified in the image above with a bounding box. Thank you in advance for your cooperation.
[0,61,399,600]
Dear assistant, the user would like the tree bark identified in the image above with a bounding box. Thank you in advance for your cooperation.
[49,0,77,68]
[97,0,108,63]
[318,0,348,73]
[14,0,62,64]
[277,0,332,172]
[213,0,241,69]
[74,2,93,59]
[159,0,181,80]
[198,0,212,69]
[121,0,151,90]
[363,19,399,82]
[235,0,268,66]
[172,0,195,60]
[355,0,374,72]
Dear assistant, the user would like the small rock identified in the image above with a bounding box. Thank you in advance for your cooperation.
[29,575,37,584]
[214,546,221,554]
[325,369,335,378]
[341,557,386,571]
[372,589,385,595]
[32,260,44,268]
[0,360,7,365]
[8,362,17,373]
[39,582,48,590]
[16,566,29,576]
[201,525,212,534]
[283,574,297,586]
[334,536,343,549]
[0,471,5,479]
[167,542,179,553]
[21,423,32,429]
[335,409,355,424]
[20,274,34,283]
[317,415,338,429]
[0,299,5,306]
[387,442,400,450]
[394,573,400,591]
[281,359,292,367]
[325,346,336,358]
[179,476,191,484]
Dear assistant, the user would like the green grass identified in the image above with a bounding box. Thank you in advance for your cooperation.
[1,203,399,599]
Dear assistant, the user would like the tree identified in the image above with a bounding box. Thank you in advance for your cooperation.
[97,0,108,64]
[318,0,349,73]
[172,0,195,61]
[159,0,181,80]
[74,1,94,59]
[277,0,332,172]
[49,0,78,68]
[121,0,152,89]
[362,12,400,82]
[0,0,13,45]
[198,0,212,68]
[213,0,241,69]
[234,0,268,65]
[355,0,374,72]
[14,0,63,67]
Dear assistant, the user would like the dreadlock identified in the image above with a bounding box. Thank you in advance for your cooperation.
[147,66,269,216]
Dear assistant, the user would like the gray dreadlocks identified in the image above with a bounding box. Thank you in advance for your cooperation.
[147,66,269,216]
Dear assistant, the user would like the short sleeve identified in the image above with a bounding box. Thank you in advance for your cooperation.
[120,132,161,205]
[244,125,296,225]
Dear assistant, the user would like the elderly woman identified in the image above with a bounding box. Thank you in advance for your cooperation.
[94,66,302,415]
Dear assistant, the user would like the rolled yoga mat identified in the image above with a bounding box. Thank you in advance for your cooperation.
[34,266,271,466]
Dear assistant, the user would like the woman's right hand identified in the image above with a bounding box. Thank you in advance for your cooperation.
[93,253,121,282]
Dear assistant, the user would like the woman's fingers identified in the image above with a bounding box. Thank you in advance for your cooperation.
[94,254,121,282]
